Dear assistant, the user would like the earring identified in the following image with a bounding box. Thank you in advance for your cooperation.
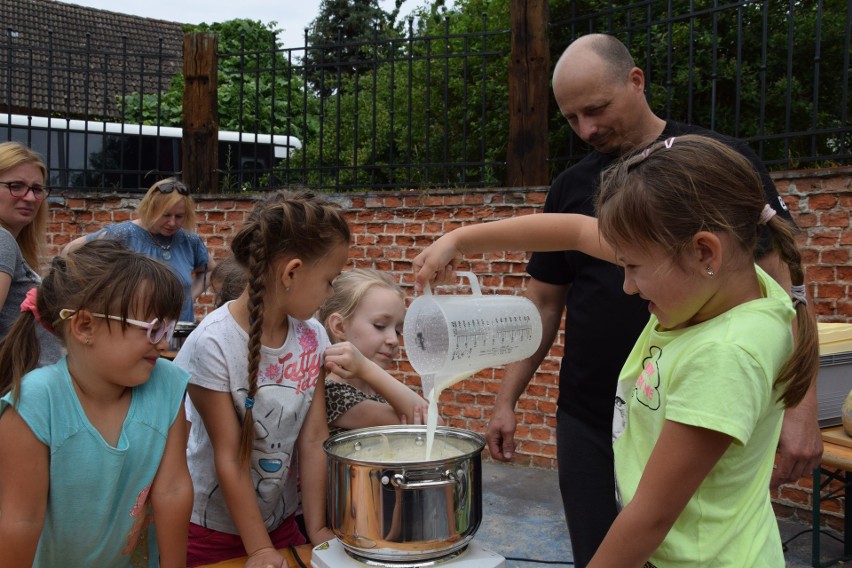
[705,265,715,278]
[84,336,92,346]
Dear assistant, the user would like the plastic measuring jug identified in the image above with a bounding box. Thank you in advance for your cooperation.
[403,271,543,400]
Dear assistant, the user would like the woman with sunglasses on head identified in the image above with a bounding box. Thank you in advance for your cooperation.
[63,177,216,323]
[0,142,63,366]
[0,240,193,567]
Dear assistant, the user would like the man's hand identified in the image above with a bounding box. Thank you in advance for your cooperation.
[772,394,823,489]
[486,404,519,462]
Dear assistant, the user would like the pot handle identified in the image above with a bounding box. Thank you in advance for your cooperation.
[384,470,459,490]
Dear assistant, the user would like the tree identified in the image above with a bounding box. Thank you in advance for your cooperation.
[546,0,850,172]
[297,0,511,189]
[302,0,391,96]
[121,19,318,142]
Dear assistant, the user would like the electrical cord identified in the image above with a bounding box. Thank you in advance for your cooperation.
[289,544,309,568]
[502,558,574,565]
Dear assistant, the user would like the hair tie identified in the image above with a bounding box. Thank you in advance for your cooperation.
[759,204,777,225]
[20,287,56,334]
[791,284,808,308]
[244,396,255,410]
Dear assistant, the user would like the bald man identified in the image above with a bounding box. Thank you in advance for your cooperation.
[485,34,821,566]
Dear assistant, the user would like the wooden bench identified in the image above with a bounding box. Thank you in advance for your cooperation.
[813,427,852,567]
[197,544,312,567]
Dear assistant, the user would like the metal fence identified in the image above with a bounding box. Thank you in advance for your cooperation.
[1,0,850,193]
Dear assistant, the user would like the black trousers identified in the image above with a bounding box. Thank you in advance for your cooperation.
[556,408,619,568]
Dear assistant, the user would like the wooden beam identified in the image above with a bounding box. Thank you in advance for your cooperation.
[507,0,550,188]
[182,32,219,194]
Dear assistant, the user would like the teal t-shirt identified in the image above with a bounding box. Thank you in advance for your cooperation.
[0,357,189,567]
[612,266,795,567]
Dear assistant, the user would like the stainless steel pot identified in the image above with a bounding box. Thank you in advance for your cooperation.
[324,425,484,564]
[169,321,197,351]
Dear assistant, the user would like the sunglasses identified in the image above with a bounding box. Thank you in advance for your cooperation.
[155,181,190,196]
[58,309,176,345]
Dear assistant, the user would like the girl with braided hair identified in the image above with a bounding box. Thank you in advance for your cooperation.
[175,189,349,568]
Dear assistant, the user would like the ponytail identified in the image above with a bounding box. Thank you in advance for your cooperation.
[766,215,819,408]
[0,312,41,402]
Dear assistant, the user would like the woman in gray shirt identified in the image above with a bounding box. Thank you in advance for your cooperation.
[0,142,62,366]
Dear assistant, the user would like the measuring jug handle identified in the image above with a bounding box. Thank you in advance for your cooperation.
[456,271,482,296]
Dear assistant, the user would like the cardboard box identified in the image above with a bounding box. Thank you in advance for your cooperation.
[817,323,852,427]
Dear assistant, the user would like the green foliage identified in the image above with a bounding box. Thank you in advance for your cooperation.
[303,0,392,96]
[296,0,511,189]
[547,0,850,172]
[121,19,316,139]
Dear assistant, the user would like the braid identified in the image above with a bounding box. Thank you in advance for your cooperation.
[239,219,269,466]
[229,188,351,467]
[767,216,819,408]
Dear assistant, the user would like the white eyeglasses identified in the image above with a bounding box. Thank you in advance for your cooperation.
[58,309,176,344]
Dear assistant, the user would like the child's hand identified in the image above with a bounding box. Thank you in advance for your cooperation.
[324,342,367,379]
[400,400,442,426]
[310,526,336,546]
[245,546,285,568]
[412,233,464,292]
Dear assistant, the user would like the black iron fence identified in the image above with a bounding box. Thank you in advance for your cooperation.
[1,0,850,193]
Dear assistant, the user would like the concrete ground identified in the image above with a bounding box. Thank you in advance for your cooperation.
[474,460,847,567]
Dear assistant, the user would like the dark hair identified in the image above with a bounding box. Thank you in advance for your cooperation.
[0,239,183,401]
[596,134,817,408]
[230,189,350,464]
[210,255,247,307]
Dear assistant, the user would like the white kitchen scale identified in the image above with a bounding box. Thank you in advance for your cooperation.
[311,539,506,568]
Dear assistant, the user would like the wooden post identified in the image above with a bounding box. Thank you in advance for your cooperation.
[507,0,550,188]
[182,32,219,194]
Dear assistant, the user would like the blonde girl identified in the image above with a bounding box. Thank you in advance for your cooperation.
[0,239,192,567]
[413,134,818,567]
[319,268,429,435]
[175,189,349,568]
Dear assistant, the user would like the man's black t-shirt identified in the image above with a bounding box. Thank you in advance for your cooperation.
[526,121,794,431]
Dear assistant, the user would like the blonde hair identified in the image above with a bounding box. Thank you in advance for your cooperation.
[0,142,49,269]
[317,268,404,342]
[137,177,197,231]
[597,134,817,408]
[230,189,350,464]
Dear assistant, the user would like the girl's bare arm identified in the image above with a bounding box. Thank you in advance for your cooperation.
[297,378,335,545]
[413,213,613,290]
[187,385,285,565]
[150,407,193,568]
[0,408,49,568]
[587,421,732,567]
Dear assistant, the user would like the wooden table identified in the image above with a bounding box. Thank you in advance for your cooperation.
[197,544,312,567]
[813,427,852,567]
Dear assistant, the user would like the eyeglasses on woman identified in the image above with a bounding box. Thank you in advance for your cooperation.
[0,181,51,200]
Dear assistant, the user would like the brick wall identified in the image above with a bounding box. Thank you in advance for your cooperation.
[46,166,852,528]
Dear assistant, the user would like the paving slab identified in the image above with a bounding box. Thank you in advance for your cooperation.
[475,460,846,567]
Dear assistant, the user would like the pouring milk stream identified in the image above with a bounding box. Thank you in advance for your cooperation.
[403,272,543,458]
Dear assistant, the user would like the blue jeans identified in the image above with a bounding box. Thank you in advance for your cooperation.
[557,408,619,568]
